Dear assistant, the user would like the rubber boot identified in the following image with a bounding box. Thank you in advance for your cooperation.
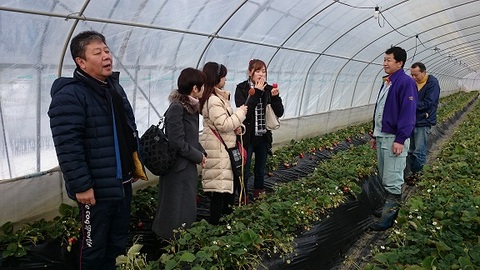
[372,207,383,218]
[370,193,401,231]
[253,189,265,199]
[372,195,386,217]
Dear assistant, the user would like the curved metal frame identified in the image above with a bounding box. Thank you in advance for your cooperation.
[330,0,480,109]
[0,1,479,116]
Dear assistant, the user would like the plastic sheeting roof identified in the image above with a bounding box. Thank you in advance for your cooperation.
[1,0,480,179]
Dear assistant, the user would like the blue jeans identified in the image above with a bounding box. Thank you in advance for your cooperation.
[244,140,268,190]
[376,136,409,195]
[407,126,430,174]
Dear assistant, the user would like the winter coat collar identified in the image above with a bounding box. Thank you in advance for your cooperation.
[168,90,200,114]
[214,87,230,101]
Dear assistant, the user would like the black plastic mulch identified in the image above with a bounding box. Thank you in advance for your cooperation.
[0,240,77,270]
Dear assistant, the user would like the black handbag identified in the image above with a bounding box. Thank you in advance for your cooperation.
[210,128,246,179]
[140,117,177,176]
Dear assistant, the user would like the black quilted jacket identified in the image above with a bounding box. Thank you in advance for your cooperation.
[48,71,137,201]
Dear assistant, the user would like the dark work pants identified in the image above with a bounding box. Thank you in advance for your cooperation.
[77,184,132,270]
[244,140,268,190]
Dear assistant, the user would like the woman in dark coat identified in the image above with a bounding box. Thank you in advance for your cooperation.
[152,68,207,240]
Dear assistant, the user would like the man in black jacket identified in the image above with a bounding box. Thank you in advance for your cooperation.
[405,62,440,185]
[48,31,145,269]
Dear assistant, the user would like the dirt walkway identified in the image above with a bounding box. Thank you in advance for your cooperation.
[330,99,478,270]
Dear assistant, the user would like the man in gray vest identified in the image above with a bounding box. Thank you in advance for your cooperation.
[369,47,417,231]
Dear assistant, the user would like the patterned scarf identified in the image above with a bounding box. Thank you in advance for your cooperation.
[249,80,267,136]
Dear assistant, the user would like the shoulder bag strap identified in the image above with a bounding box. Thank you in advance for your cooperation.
[210,127,230,151]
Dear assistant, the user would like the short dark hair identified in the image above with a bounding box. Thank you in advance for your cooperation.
[177,68,206,95]
[385,46,407,68]
[70,31,107,61]
[411,62,426,72]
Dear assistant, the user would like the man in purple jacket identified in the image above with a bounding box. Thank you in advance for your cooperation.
[369,46,417,231]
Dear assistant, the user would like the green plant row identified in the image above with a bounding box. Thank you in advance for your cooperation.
[266,122,371,172]
[0,203,79,259]
[365,96,480,269]
[154,92,478,269]
[156,142,378,269]
[436,91,478,123]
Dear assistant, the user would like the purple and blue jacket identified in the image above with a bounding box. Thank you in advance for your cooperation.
[373,69,417,144]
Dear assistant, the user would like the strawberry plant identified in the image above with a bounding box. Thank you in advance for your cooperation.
[0,203,79,259]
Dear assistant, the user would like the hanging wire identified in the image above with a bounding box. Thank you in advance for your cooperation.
[333,0,475,72]
[377,10,385,28]
[332,0,376,9]
[416,36,429,49]
[411,35,418,63]
[333,1,411,38]
[378,12,410,37]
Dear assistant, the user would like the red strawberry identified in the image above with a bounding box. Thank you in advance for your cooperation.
[272,83,278,88]
[68,237,76,245]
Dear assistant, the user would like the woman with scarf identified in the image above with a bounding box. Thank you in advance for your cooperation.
[152,68,207,239]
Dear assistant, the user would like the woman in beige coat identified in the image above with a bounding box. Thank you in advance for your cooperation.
[199,62,247,225]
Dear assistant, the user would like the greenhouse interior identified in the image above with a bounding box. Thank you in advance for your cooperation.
[1,0,480,269]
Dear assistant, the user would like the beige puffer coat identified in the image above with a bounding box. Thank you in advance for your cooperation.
[201,88,246,193]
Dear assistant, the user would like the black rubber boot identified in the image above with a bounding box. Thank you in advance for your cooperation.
[370,193,401,231]
[372,207,383,218]
[372,195,386,217]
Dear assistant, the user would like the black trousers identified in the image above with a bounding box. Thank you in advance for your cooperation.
[77,184,132,270]
[209,192,234,225]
